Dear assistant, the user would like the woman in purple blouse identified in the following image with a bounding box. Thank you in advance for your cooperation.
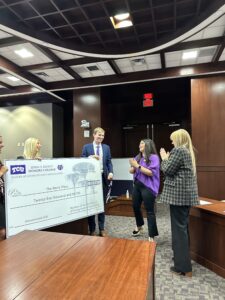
[129,139,160,241]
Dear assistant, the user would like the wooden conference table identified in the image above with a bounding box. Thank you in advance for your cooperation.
[189,197,225,278]
[0,230,156,300]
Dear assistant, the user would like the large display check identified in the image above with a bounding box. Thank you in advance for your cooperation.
[4,158,103,237]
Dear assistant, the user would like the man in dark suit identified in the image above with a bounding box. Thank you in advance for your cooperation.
[82,127,113,237]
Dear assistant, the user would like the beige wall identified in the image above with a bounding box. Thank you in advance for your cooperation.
[0,103,53,160]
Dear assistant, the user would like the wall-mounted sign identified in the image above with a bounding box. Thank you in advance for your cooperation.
[143,93,154,107]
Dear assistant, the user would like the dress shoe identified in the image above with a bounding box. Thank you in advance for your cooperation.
[90,231,96,236]
[99,230,107,237]
[170,266,192,278]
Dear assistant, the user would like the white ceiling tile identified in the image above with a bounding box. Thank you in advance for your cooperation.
[0,74,27,86]
[202,26,225,38]
[114,58,130,67]
[197,56,212,64]
[181,59,197,66]
[133,65,147,71]
[104,69,114,75]
[184,31,204,42]
[0,43,52,66]
[80,73,92,78]
[165,51,182,61]
[31,67,73,82]
[209,15,225,27]
[98,61,113,71]
[51,49,82,60]
[0,30,12,39]
[120,67,133,73]
[219,49,225,61]
[166,60,180,67]
[147,63,161,70]
[91,70,104,76]
[145,54,161,64]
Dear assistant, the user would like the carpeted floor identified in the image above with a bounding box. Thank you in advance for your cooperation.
[104,203,225,300]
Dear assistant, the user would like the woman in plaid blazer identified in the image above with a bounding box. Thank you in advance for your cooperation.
[0,135,8,240]
[160,129,199,277]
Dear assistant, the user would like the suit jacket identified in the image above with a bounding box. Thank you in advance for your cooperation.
[160,147,199,206]
[81,143,113,180]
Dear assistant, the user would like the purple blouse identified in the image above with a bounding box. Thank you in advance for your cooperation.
[133,154,160,196]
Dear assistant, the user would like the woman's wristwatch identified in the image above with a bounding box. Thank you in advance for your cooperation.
[138,165,141,169]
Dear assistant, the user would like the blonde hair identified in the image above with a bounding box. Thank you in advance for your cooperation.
[93,127,105,135]
[170,129,196,175]
[23,137,40,159]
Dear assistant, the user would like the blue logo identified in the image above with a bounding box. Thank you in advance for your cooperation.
[10,165,26,175]
[57,165,63,170]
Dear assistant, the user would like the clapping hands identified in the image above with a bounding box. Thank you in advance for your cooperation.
[160,148,170,160]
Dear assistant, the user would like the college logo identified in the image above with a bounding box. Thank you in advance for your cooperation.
[57,165,63,171]
[10,165,26,175]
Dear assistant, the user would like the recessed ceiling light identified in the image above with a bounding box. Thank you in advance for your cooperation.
[7,76,20,82]
[14,48,34,58]
[110,13,133,29]
[182,51,198,60]
[114,13,130,21]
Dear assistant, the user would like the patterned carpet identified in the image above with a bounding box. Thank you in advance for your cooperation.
[105,203,225,300]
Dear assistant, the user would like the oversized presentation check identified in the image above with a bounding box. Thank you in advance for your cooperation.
[4,158,103,237]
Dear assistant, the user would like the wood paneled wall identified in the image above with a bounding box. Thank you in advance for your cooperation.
[73,88,101,157]
[191,76,225,199]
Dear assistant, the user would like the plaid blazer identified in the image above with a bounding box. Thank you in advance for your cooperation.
[0,161,5,204]
[160,147,199,206]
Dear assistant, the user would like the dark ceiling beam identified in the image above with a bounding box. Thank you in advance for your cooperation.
[173,0,177,31]
[0,55,45,86]
[0,36,23,48]
[125,0,140,46]
[49,0,86,44]
[0,55,67,101]
[108,60,121,75]
[24,57,108,71]
[0,92,63,105]
[25,62,58,71]
[212,32,225,62]
[0,85,36,97]
[149,0,157,41]
[46,61,225,91]
[165,37,223,52]
[22,36,223,73]
[160,52,166,70]
[0,81,13,89]
[100,0,123,47]
[74,0,106,49]
[33,45,82,80]
[196,0,202,16]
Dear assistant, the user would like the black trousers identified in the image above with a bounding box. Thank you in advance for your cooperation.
[132,180,158,238]
[170,205,192,273]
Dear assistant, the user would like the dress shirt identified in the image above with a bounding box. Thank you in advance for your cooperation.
[93,142,103,173]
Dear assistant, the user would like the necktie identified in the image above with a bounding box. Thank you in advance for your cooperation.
[96,145,100,156]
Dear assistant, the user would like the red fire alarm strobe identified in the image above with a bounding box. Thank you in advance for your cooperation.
[143,93,154,107]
